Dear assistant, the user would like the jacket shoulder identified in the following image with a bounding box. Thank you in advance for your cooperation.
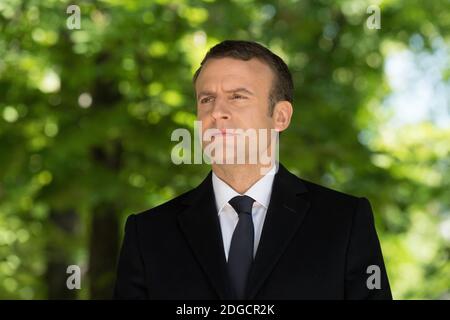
[289,171,366,216]
[280,164,363,204]
[132,186,197,223]
[300,177,361,203]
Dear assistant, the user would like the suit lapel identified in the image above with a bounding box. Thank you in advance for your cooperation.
[246,164,311,299]
[177,173,231,299]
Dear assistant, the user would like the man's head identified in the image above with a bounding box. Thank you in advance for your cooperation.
[193,40,294,116]
[193,40,294,167]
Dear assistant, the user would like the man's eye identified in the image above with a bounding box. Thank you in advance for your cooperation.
[232,94,246,100]
[200,97,213,104]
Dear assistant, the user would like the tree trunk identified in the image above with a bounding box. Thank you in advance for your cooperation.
[88,202,119,299]
[45,209,79,299]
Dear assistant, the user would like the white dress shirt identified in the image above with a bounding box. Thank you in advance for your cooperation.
[212,165,276,262]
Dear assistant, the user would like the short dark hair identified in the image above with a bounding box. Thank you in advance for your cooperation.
[192,40,294,115]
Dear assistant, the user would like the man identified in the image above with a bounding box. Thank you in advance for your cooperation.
[114,40,392,300]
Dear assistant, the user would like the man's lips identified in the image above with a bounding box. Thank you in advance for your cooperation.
[211,129,239,137]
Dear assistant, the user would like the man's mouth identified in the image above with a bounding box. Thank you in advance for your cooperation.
[212,129,238,137]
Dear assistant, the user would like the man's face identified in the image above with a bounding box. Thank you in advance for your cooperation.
[195,57,277,165]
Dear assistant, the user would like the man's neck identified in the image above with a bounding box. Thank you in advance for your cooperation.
[212,163,274,194]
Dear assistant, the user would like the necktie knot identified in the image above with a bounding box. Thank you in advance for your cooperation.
[229,195,255,215]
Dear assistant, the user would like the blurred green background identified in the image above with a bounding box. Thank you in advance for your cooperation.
[0,0,449,299]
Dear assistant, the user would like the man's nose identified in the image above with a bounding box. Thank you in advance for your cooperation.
[211,97,230,121]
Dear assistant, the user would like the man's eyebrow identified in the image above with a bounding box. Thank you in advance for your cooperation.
[225,87,254,95]
[197,90,216,100]
[197,88,254,100]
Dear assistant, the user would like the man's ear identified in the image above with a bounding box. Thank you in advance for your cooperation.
[273,101,293,132]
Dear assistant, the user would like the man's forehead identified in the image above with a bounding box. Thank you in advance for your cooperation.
[199,57,269,76]
[195,58,272,92]
[197,75,252,91]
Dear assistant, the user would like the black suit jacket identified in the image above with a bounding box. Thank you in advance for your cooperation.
[114,164,392,300]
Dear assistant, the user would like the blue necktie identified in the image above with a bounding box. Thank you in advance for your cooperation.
[227,195,255,300]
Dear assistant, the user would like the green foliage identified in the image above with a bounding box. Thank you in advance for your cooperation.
[0,0,449,299]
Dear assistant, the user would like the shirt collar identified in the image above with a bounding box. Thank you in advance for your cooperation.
[212,165,277,214]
